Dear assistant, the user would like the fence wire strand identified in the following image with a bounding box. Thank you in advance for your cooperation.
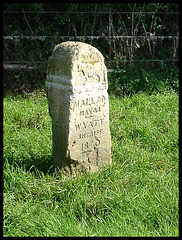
[3,8,179,69]
[3,35,179,40]
[3,11,179,14]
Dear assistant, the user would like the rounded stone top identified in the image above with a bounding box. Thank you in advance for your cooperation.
[47,41,107,84]
[53,41,104,64]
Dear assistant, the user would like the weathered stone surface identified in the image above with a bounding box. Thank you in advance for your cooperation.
[46,41,111,175]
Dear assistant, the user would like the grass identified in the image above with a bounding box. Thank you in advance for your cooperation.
[3,89,179,237]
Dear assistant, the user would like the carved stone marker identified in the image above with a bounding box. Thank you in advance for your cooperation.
[46,41,111,175]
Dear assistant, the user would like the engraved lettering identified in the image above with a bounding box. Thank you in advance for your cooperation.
[83,121,87,129]
[82,139,101,153]
[78,129,102,139]
[75,119,104,131]
[72,95,106,110]
[79,106,101,118]
[75,123,82,131]
[80,111,85,117]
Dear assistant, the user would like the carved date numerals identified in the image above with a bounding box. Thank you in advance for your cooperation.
[82,139,100,153]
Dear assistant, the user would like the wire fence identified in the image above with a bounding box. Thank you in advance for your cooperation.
[3,11,179,14]
[3,8,179,73]
[3,35,179,40]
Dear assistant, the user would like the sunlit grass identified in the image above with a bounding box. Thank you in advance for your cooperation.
[3,89,179,237]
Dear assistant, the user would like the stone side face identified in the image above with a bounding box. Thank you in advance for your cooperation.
[46,41,111,176]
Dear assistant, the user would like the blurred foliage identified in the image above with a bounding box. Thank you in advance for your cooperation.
[108,63,179,96]
[3,3,179,96]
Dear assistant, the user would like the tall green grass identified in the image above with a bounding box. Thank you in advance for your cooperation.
[3,89,179,237]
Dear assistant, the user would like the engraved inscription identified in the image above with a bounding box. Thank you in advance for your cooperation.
[77,63,103,83]
[75,118,103,131]
[79,106,101,118]
[82,138,100,153]
[71,95,106,110]
[79,129,102,139]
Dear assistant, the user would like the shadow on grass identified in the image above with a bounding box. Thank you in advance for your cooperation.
[28,156,54,175]
[4,155,54,176]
